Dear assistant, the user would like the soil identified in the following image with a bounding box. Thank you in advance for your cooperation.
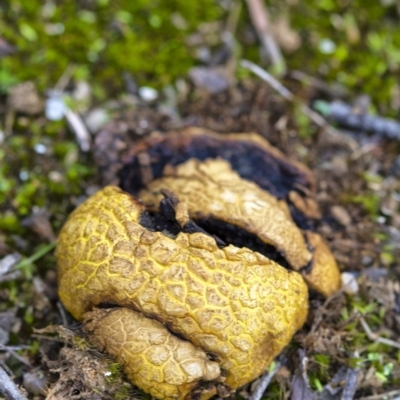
[1,77,400,399]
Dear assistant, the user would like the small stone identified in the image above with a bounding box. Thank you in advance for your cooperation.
[189,66,230,94]
[0,253,21,276]
[23,371,48,396]
[361,255,373,265]
[46,90,65,121]
[85,108,109,133]
[341,272,359,295]
[331,205,351,226]
[380,195,398,216]
[331,155,348,175]
[139,86,158,102]
[391,155,400,177]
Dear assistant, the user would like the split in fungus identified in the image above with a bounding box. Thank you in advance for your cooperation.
[139,158,341,297]
[115,127,321,229]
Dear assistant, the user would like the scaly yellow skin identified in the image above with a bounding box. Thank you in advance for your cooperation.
[139,158,341,297]
[83,308,221,399]
[140,158,312,270]
[57,186,308,399]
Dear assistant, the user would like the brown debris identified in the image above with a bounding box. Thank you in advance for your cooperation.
[44,346,114,400]
[7,82,44,115]
[22,209,56,242]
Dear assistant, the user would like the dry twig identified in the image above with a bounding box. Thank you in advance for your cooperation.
[0,365,27,400]
[64,108,91,152]
[359,316,400,349]
[57,301,69,327]
[244,0,285,73]
[357,389,400,400]
[240,59,358,150]
[249,361,281,400]
[341,368,359,400]
[0,344,32,368]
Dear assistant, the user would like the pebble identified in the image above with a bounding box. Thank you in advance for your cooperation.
[341,272,359,295]
[330,205,351,226]
[139,86,158,102]
[189,66,230,94]
[45,89,65,121]
[23,371,47,396]
[85,108,109,133]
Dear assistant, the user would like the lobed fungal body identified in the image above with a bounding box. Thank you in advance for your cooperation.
[57,186,308,399]
[57,128,342,399]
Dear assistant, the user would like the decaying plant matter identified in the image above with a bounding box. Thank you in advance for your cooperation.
[56,128,341,399]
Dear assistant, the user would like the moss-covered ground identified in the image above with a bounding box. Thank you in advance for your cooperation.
[1,1,400,399]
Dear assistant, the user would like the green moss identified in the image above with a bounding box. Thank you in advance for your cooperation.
[243,1,400,116]
[1,1,224,93]
[345,193,380,218]
[0,211,20,232]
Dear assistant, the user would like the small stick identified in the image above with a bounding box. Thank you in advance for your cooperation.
[240,59,358,150]
[241,59,292,100]
[360,317,400,349]
[57,301,69,327]
[357,389,400,400]
[341,368,359,400]
[54,63,76,92]
[226,0,242,36]
[64,108,91,152]
[0,345,31,351]
[249,361,281,400]
[31,334,65,343]
[0,344,32,368]
[0,365,27,400]
[244,0,285,73]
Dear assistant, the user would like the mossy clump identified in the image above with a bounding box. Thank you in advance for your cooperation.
[0,1,223,94]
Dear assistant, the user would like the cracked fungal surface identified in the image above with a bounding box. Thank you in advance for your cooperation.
[116,127,320,229]
[57,186,309,399]
[140,158,311,270]
[139,158,341,297]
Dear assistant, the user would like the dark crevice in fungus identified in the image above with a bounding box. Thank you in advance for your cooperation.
[139,204,301,276]
[139,210,182,238]
[139,196,227,247]
[118,131,315,228]
[194,217,293,270]
[288,201,317,230]
[119,137,309,196]
[138,194,294,270]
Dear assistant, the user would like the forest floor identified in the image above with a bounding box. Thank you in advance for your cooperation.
[1,2,400,400]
